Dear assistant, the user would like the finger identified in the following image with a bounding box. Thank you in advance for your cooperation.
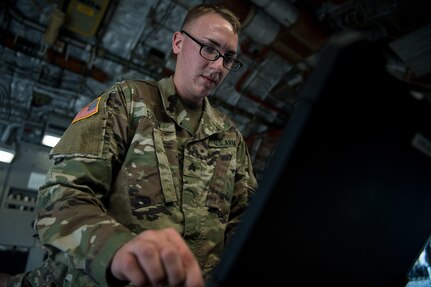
[163,228,204,287]
[159,244,185,286]
[134,239,166,285]
[184,259,205,287]
[141,229,185,285]
[114,253,149,287]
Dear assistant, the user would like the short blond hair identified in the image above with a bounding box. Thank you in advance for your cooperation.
[181,3,240,34]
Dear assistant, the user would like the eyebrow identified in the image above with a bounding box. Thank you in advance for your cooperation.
[205,37,237,56]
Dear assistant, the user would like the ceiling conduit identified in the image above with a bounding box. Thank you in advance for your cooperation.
[223,0,329,64]
[1,123,21,145]
[251,0,299,27]
[40,8,65,55]
[243,5,281,46]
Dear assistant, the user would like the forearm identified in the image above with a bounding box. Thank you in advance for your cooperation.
[35,159,135,285]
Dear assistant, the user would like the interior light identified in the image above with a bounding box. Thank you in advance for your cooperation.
[42,134,61,147]
[0,148,15,163]
[42,116,69,148]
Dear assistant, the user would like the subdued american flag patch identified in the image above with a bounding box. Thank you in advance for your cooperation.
[72,97,101,123]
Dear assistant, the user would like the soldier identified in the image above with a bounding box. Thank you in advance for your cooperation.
[4,2,257,287]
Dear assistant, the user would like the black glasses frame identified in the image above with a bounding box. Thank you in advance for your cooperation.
[181,30,243,72]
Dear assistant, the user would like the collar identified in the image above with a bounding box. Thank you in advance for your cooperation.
[157,76,234,137]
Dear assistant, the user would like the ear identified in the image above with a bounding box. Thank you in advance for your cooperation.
[172,31,183,55]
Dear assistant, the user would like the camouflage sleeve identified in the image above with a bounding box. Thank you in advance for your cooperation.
[225,132,257,243]
[35,83,136,286]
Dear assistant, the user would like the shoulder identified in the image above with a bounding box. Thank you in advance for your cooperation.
[102,79,162,113]
[114,79,159,97]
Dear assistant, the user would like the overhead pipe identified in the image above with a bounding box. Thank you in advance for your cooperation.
[251,0,299,27]
[242,5,281,46]
[6,6,161,81]
[1,123,21,144]
[1,30,110,83]
[40,8,65,55]
[240,38,270,63]
[234,66,288,115]
[223,0,329,64]
[230,1,303,66]
[282,2,329,53]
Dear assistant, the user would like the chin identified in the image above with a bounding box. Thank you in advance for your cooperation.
[194,85,213,97]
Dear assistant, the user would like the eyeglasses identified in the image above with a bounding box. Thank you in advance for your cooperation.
[181,30,243,72]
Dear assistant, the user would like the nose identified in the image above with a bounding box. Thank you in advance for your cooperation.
[209,56,225,72]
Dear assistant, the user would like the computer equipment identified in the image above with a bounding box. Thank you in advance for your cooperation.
[207,32,431,286]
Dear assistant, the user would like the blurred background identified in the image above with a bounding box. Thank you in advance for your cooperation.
[0,0,430,282]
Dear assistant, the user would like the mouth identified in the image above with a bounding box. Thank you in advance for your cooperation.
[201,75,219,86]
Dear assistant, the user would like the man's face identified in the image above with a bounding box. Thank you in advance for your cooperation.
[172,13,239,105]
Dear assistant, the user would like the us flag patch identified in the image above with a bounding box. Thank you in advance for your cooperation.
[72,97,101,123]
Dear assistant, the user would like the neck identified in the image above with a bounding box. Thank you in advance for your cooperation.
[178,95,203,111]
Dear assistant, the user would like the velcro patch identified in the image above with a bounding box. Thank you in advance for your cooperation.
[72,97,101,123]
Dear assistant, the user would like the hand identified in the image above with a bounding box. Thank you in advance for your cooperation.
[110,228,204,287]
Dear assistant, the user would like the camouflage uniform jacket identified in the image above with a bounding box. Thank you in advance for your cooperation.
[31,76,257,286]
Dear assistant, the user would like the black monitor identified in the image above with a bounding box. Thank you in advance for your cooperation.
[207,32,431,286]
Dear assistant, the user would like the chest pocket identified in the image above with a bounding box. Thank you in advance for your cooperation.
[205,134,237,220]
[153,123,177,202]
[126,119,178,209]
